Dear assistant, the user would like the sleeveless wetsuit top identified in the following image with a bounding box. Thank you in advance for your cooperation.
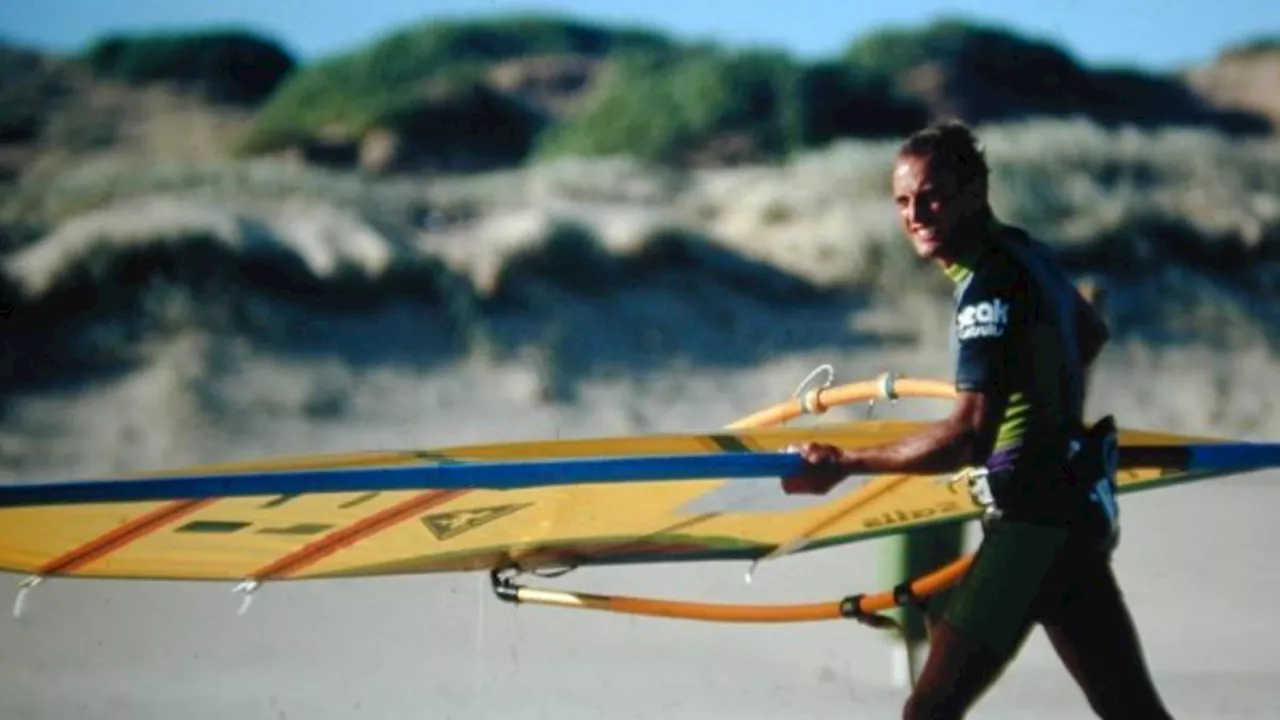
[944,219,1110,521]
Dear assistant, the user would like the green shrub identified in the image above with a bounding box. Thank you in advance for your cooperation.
[785,61,928,146]
[843,17,1093,116]
[377,82,549,169]
[536,47,929,164]
[1219,36,1280,58]
[532,48,790,163]
[843,17,1080,81]
[82,28,296,105]
[239,15,674,154]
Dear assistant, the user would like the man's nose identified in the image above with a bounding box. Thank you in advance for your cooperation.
[908,199,933,225]
[905,198,923,225]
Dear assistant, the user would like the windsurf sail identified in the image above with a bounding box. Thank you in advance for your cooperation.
[1,373,1276,624]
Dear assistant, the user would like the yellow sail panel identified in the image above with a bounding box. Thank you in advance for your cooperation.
[290,481,754,579]
[79,490,442,580]
[290,474,961,580]
[681,472,973,551]
[0,499,208,576]
[1116,429,1225,446]
[767,450,1227,551]
[289,489,551,579]
[128,450,438,479]
[0,422,1247,582]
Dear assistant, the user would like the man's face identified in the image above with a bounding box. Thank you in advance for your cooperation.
[891,153,983,262]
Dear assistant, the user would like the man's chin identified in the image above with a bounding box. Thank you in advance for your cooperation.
[913,241,943,259]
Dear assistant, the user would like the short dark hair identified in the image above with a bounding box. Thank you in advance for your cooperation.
[897,119,989,189]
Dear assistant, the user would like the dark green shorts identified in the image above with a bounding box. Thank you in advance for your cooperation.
[942,518,1107,657]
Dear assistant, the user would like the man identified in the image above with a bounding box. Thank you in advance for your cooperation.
[781,120,1173,719]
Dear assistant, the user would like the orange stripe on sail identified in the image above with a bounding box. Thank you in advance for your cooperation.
[37,499,213,575]
[247,490,467,580]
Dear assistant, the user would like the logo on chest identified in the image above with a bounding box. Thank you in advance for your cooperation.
[956,298,1009,340]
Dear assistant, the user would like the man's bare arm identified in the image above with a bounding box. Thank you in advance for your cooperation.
[782,390,1008,494]
[841,390,1006,475]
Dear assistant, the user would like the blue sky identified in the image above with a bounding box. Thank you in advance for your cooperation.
[2,0,1277,71]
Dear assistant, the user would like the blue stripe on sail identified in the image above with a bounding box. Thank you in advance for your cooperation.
[1188,443,1280,472]
[4,441,1276,510]
[0,452,807,508]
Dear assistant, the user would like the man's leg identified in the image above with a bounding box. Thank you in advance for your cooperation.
[902,618,1028,719]
[1041,554,1173,719]
[880,523,966,687]
[902,520,1064,719]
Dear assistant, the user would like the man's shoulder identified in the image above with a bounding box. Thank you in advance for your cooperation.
[965,241,1025,289]
[952,233,1041,341]
[989,222,1064,273]
[967,221,1069,292]
[954,248,1023,341]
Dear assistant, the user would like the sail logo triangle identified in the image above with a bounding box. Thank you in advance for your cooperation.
[421,503,532,541]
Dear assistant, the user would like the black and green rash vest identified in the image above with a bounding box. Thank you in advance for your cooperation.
[944,219,1110,521]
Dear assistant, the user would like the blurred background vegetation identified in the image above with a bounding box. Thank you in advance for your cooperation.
[0,11,1278,397]
[5,13,1273,181]
[2,14,1278,314]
